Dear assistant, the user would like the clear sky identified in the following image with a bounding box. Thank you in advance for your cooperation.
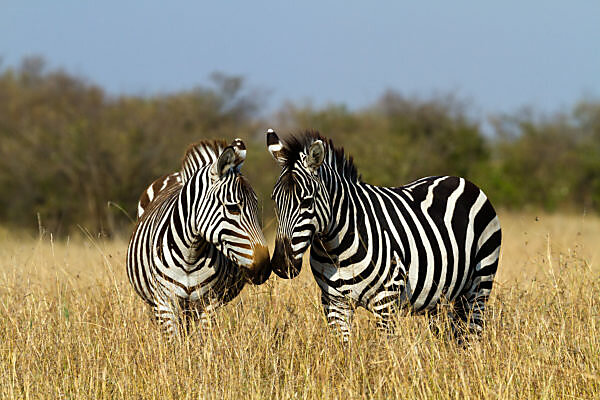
[1,1,599,118]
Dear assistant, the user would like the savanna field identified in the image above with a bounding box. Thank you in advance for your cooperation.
[0,212,599,399]
[1,15,598,400]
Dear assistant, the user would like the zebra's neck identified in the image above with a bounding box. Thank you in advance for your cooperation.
[166,167,213,264]
[317,164,364,252]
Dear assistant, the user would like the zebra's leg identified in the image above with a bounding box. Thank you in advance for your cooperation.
[426,300,456,340]
[194,303,219,331]
[450,279,492,344]
[321,292,354,342]
[426,306,443,337]
[451,217,500,344]
[198,310,212,329]
[183,299,222,337]
[374,308,393,333]
[373,257,408,337]
[153,297,182,341]
[370,294,400,335]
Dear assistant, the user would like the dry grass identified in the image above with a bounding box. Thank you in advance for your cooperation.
[0,211,599,399]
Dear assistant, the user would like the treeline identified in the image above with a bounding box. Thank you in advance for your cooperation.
[0,57,599,235]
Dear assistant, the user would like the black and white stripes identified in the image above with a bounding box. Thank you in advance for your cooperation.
[267,129,501,341]
[127,139,271,339]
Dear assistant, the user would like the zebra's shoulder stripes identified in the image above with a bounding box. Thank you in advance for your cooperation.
[181,140,229,183]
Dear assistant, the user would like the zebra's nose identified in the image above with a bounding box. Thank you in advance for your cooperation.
[246,245,271,285]
[271,237,302,279]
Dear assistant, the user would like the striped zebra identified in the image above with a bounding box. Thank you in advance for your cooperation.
[266,129,501,342]
[127,138,271,339]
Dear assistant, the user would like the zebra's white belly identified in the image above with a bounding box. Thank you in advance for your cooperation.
[310,255,398,305]
[311,249,455,313]
[152,257,238,302]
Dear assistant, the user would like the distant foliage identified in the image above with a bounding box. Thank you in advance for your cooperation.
[0,57,264,234]
[0,57,599,234]
[486,104,600,212]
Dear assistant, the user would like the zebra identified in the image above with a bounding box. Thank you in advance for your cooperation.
[127,138,271,339]
[266,129,501,342]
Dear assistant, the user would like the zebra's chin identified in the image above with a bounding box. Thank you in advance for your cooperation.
[271,237,303,279]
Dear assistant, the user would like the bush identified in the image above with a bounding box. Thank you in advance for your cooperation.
[1,57,599,235]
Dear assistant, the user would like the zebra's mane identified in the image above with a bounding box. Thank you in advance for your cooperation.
[180,139,229,182]
[281,130,360,182]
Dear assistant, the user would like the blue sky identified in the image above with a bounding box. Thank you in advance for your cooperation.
[1,1,599,119]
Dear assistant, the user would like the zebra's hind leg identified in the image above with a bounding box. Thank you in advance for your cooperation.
[450,215,500,345]
[426,300,456,340]
[321,292,354,343]
[450,283,492,345]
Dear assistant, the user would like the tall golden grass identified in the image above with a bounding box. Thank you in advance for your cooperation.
[0,212,598,399]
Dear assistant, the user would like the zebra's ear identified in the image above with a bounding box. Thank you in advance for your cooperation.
[214,139,246,178]
[305,140,325,172]
[266,128,286,166]
[214,146,239,178]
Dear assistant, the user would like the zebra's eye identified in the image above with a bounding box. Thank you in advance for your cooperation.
[299,198,313,209]
[225,203,241,215]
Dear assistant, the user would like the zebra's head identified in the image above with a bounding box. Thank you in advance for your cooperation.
[189,139,271,284]
[266,129,331,279]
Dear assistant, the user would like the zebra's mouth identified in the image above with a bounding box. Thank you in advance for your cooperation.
[243,245,271,285]
[271,237,302,279]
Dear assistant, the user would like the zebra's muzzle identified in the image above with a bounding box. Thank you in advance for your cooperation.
[271,237,302,279]
[243,245,271,285]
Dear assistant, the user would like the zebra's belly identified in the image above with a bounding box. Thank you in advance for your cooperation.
[310,255,460,314]
[310,257,406,305]
[155,264,245,304]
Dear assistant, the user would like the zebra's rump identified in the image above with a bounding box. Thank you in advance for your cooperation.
[395,176,500,311]
[137,173,182,219]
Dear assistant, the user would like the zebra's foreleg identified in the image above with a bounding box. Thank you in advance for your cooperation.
[153,297,181,341]
[179,307,212,336]
[190,301,221,332]
[321,292,354,342]
[371,297,398,335]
